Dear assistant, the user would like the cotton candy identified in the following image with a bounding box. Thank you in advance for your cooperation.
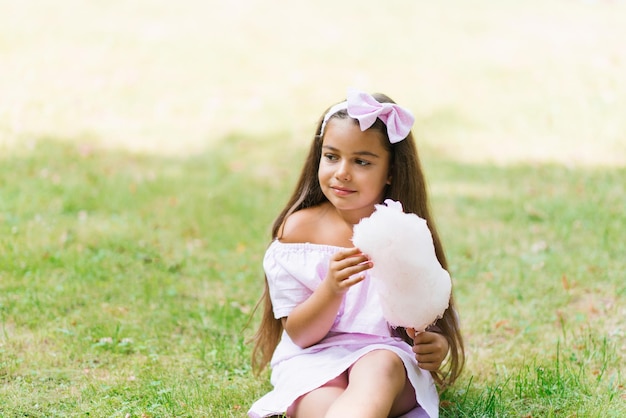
[352,199,451,331]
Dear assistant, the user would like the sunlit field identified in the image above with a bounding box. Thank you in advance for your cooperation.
[1,0,625,416]
[2,0,625,165]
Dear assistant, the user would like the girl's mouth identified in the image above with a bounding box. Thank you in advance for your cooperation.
[331,186,355,196]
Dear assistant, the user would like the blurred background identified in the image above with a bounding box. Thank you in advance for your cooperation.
[1,0,625,166]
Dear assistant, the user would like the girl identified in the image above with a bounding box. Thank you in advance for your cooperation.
[249,90,464,418]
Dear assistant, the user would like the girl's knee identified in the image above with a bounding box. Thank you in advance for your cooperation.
[369,349,405,366]
[355,349,406,377]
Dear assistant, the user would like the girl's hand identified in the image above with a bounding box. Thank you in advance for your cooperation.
[324,247,371,294]
[406,328,449,372]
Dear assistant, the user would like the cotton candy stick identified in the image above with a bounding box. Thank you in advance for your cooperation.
[352,199,451,331]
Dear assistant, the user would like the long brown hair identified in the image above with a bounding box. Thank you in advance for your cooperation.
[250,93,464,387]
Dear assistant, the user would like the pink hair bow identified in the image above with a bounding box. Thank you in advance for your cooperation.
[347,89,414,143]
[320,89,415,144]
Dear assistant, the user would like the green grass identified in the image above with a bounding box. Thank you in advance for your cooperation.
[1,139,624,416]
[1,0,626,416]
[0,138,287,416]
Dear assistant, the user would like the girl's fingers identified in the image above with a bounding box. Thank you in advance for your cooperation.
[415,350,444,362]
[340,259,371,275]
[327,248,371,291]
[415,345,445,370]
[340,274,366,289]
[413,342,437,355]
[346,259,372,275]
[414,332,447,351]
[331,250,371,275]
[332,247,362,261]
[417,360,441,372]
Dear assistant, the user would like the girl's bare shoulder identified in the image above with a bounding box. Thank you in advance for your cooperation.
[278,203,332,244]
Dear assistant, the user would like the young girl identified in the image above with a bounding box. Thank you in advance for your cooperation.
[249,90,464,418]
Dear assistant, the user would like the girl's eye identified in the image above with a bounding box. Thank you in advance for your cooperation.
[324,153,338,161]
[355,159,371,166]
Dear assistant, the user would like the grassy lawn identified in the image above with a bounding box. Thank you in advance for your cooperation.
[1,139,624,417]
[1,0,625,416]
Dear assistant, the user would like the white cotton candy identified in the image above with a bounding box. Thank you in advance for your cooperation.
[352,199,451,331]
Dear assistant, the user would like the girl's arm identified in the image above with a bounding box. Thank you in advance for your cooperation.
[282,247,371,348]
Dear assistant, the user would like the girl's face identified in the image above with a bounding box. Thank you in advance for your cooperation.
[318,117,391,221]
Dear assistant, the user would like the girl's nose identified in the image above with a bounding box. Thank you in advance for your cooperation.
[335,161,351,181]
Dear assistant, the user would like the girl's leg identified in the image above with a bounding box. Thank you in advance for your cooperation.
[325,350,417,418]
[291,371,348,418]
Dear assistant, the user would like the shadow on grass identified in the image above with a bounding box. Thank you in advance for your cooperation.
[0,136,624,416]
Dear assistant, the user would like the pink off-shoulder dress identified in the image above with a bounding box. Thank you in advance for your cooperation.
[248,241,440,418]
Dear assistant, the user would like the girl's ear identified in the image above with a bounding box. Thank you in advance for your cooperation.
[386,175,392,185]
